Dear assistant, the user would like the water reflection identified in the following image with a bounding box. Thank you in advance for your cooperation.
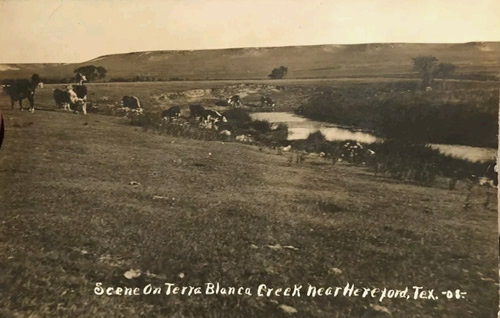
[250,112,496,163]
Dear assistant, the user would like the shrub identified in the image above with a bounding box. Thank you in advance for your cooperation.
[306,131,327,143]
[369,140,440,184]
[268,66,288,79]
[273,123,289,142]
[223,109,252,130]
[250,120,272,133]
[254,123,289,146]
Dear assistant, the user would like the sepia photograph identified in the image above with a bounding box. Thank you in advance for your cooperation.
[0,0,498,317]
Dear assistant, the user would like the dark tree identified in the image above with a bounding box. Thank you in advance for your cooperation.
[96,66,107,79]
[433,63,456,90]
[268,66,288,79]
[74,65,107,82]
[412,56,439,89]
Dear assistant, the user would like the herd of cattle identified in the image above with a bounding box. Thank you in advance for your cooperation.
[1,74,276,120]
[2,74,89,114]
[1,75,498,190]
[161,104,226,125]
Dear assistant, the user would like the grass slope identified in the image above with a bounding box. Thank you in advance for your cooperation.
[1,42,499,81]
[0,110,497,317]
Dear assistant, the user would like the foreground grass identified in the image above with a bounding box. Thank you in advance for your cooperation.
[0,110,497,317]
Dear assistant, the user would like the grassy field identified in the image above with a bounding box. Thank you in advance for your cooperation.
[0,105,497,317]
[17,78,500,116]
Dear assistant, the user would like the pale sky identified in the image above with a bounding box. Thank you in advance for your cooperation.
[0,0,499,63]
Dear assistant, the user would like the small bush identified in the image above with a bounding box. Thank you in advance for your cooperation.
[129,112,160,130]
[250,120,272,133]
[224,108,251,123]
[370,140,440,184]
[273,123,289,142]
[306,131,327,143]
[268,66,288,79]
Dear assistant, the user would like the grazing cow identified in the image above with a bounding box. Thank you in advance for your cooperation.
[122,96,142,109]
[189,104,205,119]
[202,109,227,124]
[227,95,241,107]
[53,85,87,114]
[261,96,276,107]
[3,74,41,112]
[162,106,181,122]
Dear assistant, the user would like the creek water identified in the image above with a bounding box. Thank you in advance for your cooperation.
[250,112,496,163]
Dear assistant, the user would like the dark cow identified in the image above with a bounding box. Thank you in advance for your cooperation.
[3,74,41,112]
[53,85,88,114]
[227,95,241,107]
[189,104,205,119]
[122,96,141,109]
[54,88,77,111]
[261,96,276,107]
[162,106,181,122]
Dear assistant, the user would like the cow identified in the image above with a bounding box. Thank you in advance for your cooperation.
[76,72,87,85]
[54,87,77,111]
[261,96,276,107]
[227,95,241,107]
[480,162,498,188]
[202,109,227,124]
[53,85,86,114]
[122,96,141,109]
[72,85,88,114]
[189,104,205,120]
[161,106,181,122]
[53,85,87,114]
[3,74,41,112]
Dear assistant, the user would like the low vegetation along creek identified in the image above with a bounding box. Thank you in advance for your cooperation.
[0,75,498,317]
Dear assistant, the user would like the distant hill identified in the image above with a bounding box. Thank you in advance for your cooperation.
[1,42,499,82]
